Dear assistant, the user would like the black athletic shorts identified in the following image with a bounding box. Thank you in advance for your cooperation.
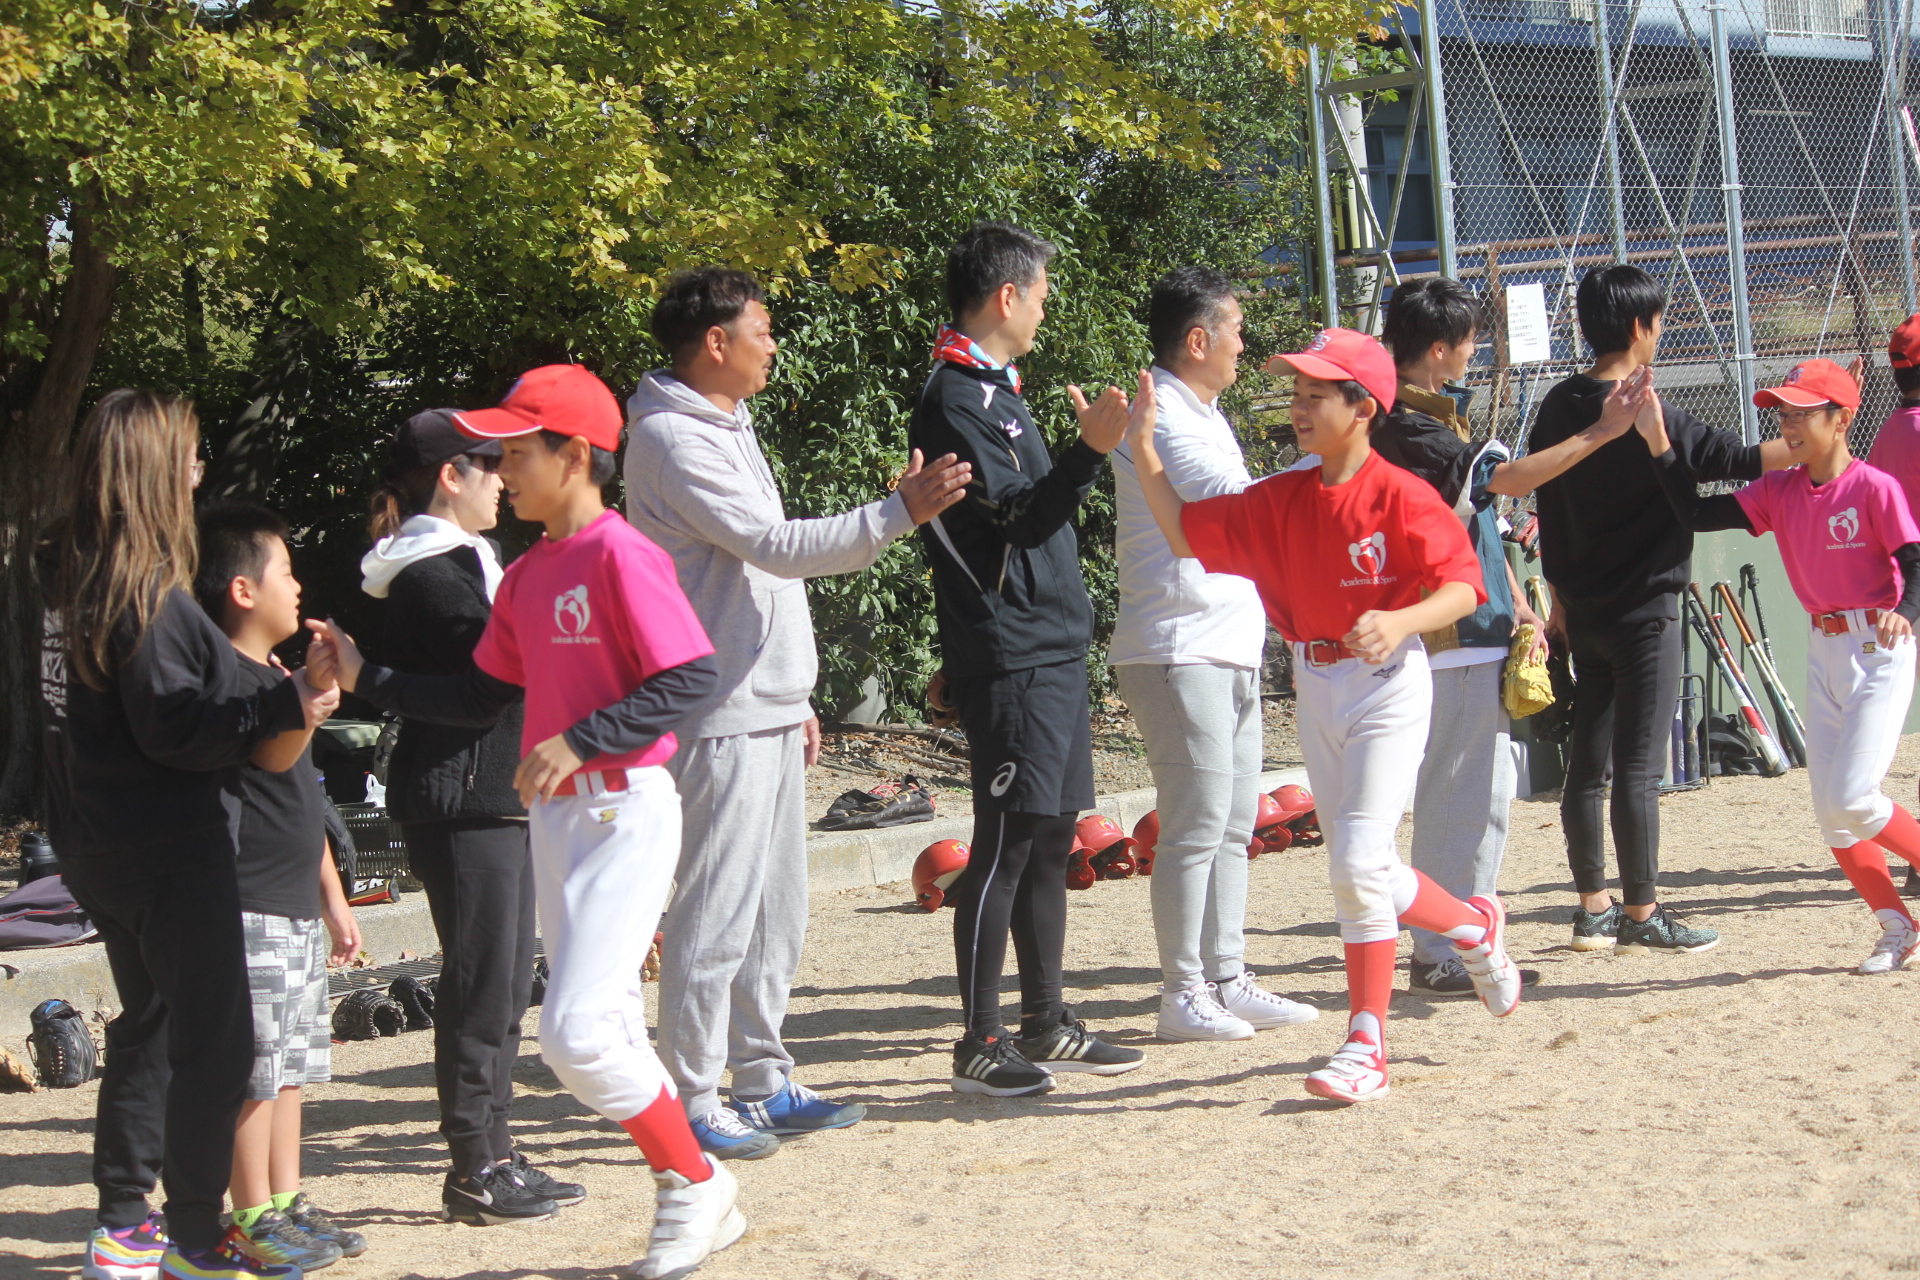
[948,658,1096,816]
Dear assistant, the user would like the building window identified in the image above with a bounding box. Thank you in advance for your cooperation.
[1765,0,1869,39]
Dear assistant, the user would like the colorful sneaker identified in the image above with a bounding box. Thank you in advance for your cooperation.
[507,1151,587,1207]
[159,1230,300,1280]
[441,1162,559,1226]
[1214,971,1321,1029]
[1570,902,1622,952]
[951,1033,1055,1097]
[631,1156,745,1280]
[85,1212,168,1280]
[1458,895,1523,1017]
[688,1107,781,1161]
[236,1210,342,1272]
[1014,1008,1146,1076]
[1155,981,1254,1042]
[1616,903,1719,954]
[727,1080,866,1136]
[1859,911,1920,975]
[282,1195,366,1258]
[1303,1031,1390,1104]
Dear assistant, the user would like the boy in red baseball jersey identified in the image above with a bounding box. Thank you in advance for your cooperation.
[309,366,743,1279]
[1643,359,1920,974]
[1128,328,1524,1104]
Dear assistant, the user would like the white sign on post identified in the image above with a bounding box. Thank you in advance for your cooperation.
[1505,281,1552,364]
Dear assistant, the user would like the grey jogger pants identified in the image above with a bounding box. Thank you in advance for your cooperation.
[658,722,808,1119]
[1409,659,1515,963]
[1116,662,1263,989]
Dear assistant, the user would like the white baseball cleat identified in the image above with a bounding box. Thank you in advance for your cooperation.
[1156,981,1255,1042]
[1214,971,1321,1029]
[1859,911,1920,975]
[1458,894,1523,1017]
[1303,1031,1390,1104]
[631,1156,746,1280]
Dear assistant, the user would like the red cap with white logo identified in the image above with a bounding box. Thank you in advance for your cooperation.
[1752,358,1860,411]
[454,365,625,452]
[1267,328,1398,412]
[1890,313,1920,369]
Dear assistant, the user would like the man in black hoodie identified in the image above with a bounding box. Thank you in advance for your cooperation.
[910,222,1146,1096]
[1529,264,1787,953]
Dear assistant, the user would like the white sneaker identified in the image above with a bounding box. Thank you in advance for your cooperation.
[1156,981,1254,1041]
[631,1155,746,1280]
[1457,895,1523,1017]
[1859,911,1920,975]
[1303,1031,1389,1104]
[1214,970,1321,1029]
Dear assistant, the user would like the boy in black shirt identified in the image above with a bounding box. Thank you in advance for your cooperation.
[194,505,365,1272]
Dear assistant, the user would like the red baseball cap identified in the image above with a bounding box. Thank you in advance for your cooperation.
[1753,358,1860,410]
[1268,328,1397,412]
[1891,313,1920,369]
[453,365,624,453]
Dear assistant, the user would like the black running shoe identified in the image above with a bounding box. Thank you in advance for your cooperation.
[1616,903,1719,954]
[1570,902,1623,952]
[442,1163,558,1226]
[1409,955,1541,995]
[951,1034,1055,1097]
[1013,1008,1145,1076]
[507,1151,586,1207]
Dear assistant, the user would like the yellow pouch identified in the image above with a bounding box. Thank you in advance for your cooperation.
[1503,622,1554,720]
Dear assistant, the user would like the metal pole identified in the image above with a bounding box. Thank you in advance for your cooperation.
[1593,0,1630,263]
[1417,0,1459,277]
[1709,1,1759,443]
[1307,45,1339,328]
[1885,0,1918,314]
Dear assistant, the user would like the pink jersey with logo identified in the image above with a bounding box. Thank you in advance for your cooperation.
[1867,405,1920,521]
[473,509,714,772]
[1734,459,1920,614]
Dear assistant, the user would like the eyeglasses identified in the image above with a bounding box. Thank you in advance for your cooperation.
[1777,405,1838,425]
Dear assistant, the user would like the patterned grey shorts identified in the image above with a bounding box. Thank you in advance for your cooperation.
[242,912,331,1099]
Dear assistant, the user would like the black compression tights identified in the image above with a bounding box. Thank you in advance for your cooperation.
[950,810,1077,1038]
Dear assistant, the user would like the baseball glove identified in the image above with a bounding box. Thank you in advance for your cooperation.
[331,987,405,1041]
[0,1045,38,1092]
[388,975,435,1031]
[28,998,98,1088]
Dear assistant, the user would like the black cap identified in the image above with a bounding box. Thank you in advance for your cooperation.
[386,409,503,479]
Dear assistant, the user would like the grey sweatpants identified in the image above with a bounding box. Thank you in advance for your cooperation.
[658,722,808,1119]
[1116,662,1263,989]
[1409,659,1515,963]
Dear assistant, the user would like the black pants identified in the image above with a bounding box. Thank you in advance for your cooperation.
[405,818,537,1176]
[949,811,1076,1038]
[64,849,253,1250]
[1562,608,1683,906]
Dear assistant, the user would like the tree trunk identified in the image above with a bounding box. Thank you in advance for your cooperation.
[0,204,121,816]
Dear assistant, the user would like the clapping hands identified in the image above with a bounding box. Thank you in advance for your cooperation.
[1068,370,1155,455]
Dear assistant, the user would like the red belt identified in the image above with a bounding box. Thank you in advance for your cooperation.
[551,767,638,798]
[1302,639,1360,667]
[1812,609,1880,636]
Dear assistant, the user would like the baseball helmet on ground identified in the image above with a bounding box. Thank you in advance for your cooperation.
[1075,814,1136,879]
[1067,845,1098,890]
[914,839,971,911]
[1245,835,1267,861]
[1132,811,1160,876]
[1271,784,1314,820]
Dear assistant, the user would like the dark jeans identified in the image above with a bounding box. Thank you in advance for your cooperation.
[404,818,537,1175]
[1562,607,1684,907]
[64,849,253,1250]
[949,811,1076,1038]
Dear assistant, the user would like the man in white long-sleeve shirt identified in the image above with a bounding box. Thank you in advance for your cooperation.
[1110,267,1322,1042]
[624,267,970,1158]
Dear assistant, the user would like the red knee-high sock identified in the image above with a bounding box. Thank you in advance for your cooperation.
[1396,869,1490,947]
[1832,841,1911,919]
[1344,940,1396,1048]
[1875,805,1920,869]
[619,1088,711,1183]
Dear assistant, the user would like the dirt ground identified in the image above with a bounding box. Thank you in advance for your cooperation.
[9,736,1920,1279]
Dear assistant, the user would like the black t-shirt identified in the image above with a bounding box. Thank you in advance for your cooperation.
[232,655,324,919]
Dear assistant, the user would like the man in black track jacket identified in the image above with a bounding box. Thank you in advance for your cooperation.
[909,221,1147,1096]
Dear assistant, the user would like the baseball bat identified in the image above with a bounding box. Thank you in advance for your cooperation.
[1739,563,1779,671]
[1713,580,1808,767]
[1685,584,1789,777]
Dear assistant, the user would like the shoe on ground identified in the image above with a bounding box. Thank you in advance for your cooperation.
[1411,955,1541,995]
[441,1162,559,1226]
[282,1195,365,1259]
[1570,902,1623,952]
[1014,1008,1146,1076]
[506,1151,587,1207]
[631,1155,746,1280]
[1457,895,1523,1017]
[688,1107,781,1160]
[1155,981,1254,1042]
[1303,1031,1390,1105]
[1213,970,1320,1029]
[235,1209,342,1272]
[159,1230,300,1280]
[1905,865,1920,898]
[1859,911,1920,975]
[1616,903,1719,954]
[85,1212,168,1280]
[950,1033,1055,1097]
[727,1080,866,1135]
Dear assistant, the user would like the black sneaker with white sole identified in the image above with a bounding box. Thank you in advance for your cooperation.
[1616,903,1719,953]
[1570,902,1623,952]
[442,1163,559,1226]
[951,1034,1055,1097]
[1013,1008,1146,1076]
[507,1151,586,1207]
[1409,955,1542,996]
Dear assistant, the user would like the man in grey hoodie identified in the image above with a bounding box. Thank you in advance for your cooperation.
[625,267,972,1159]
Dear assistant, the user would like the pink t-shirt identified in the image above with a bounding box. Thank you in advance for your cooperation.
[1867,405,1920,521]
[1734,459,1920,614]
[473,509,714,772]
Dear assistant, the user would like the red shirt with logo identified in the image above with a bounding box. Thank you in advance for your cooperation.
[1181,451,1485,644]
[1733,458,1920,614]
[473,509,715,771]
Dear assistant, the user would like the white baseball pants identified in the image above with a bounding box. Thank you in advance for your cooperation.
[1293,639,1430,944]
[528,767,680,1123]
[1804,617,1917,847]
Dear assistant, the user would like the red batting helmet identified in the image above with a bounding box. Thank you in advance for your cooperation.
[1066,846,1098,890]
[1132,811,1160,876]
[1264,823,1293,853]
[1076,814,1127,853]
[1271,784,1315,820]
[913,839,970,911]
[1246,835,1266,861]
[1253,792,1287,842]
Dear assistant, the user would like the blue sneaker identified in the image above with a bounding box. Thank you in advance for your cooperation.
[728,1081,867,1136]
[84,1211,168,1280]
[688,1106,781,1160]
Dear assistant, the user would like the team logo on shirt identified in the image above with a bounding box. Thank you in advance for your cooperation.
[1828,507,1862,547]
[553,585,599,644]
[1348,533,1388,577]
[1000,419,1024,439]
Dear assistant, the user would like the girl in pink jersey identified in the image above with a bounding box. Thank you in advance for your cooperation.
[1641,359,1920,973]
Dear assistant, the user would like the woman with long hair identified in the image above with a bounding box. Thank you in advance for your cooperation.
[40,390,337,1280]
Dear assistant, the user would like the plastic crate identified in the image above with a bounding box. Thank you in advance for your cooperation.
[339,804,410,883]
